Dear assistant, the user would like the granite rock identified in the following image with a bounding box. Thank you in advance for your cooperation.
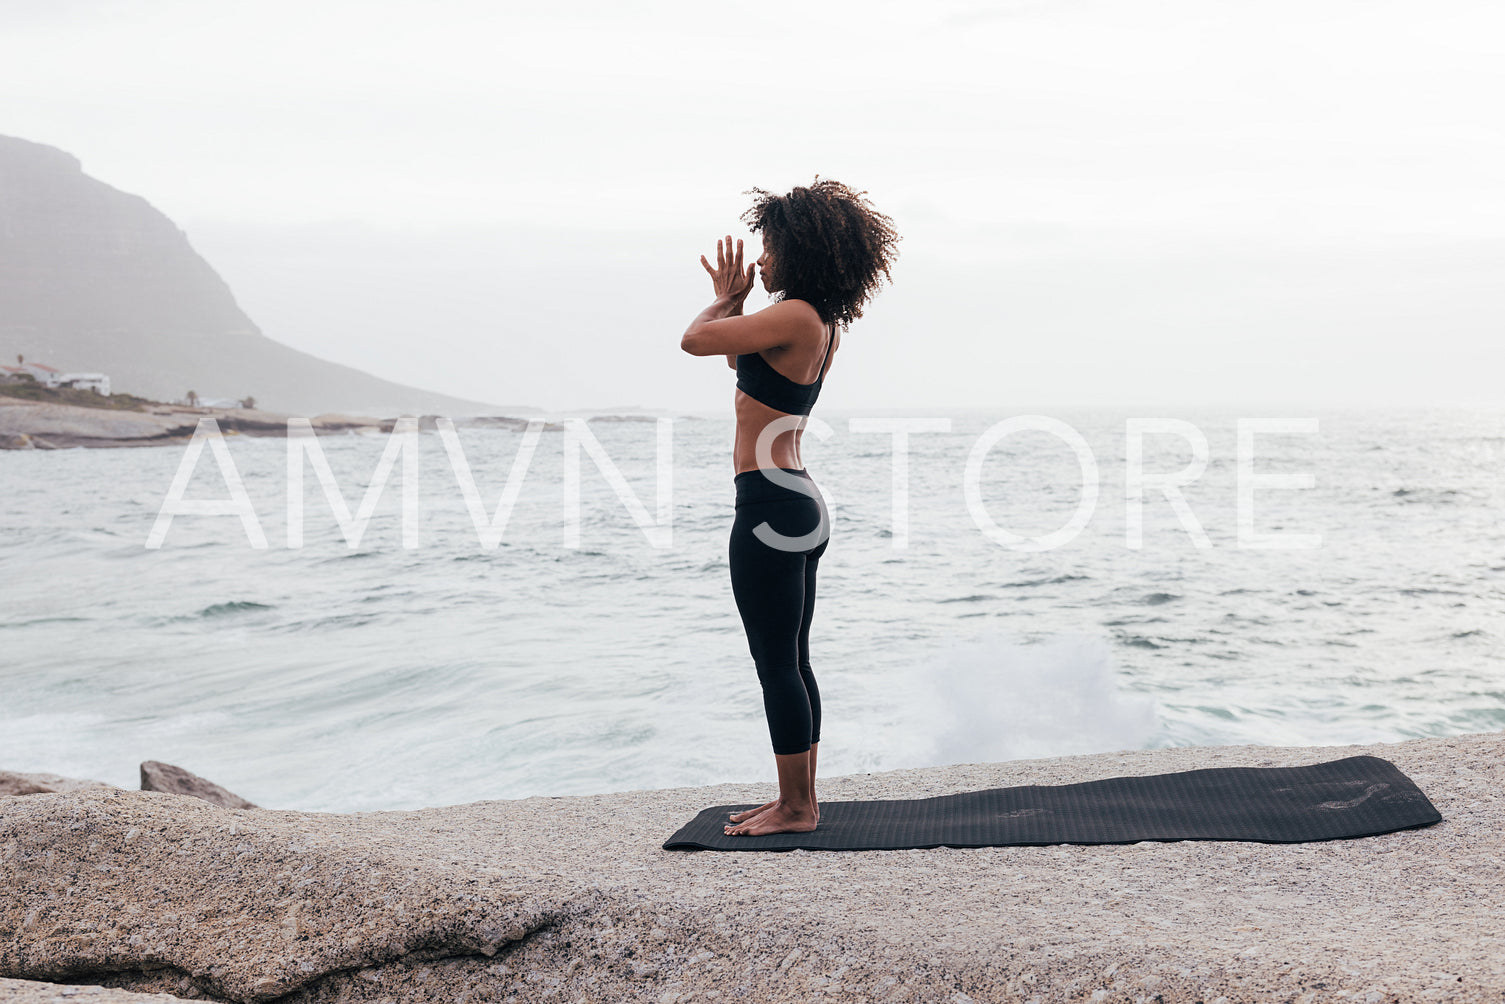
[0,977,198,1003]
[0,772,116,797]
[2,732,1501,1003]
[0,399,396,449]
[137,763,258,811]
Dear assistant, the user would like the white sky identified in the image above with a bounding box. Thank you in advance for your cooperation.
[3,0,1503,411]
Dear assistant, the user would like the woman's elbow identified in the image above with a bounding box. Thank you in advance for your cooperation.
[680,330,706,355]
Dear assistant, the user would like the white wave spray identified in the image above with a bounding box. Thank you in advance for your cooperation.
[911,629,1160,767]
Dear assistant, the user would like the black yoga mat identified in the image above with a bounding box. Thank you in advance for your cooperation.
[663,754,1441,852]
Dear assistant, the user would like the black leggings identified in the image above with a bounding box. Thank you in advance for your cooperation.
[728,466,831,756]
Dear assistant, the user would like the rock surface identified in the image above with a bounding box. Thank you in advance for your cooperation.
[0,399,653,449]
[0,398,386,449]
[0,772,116,797]
[1,732,1500,1003]
[0,978,197,1003]
[138,762,258,810]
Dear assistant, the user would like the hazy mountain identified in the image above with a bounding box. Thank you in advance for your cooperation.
[0,134,532,417]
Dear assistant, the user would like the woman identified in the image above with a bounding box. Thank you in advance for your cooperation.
[680,178,899,836]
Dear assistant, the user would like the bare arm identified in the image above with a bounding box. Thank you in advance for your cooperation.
[681,235,773,357]
[726,298,741,368]
[681,234,824,359]
[683,298,816,356]
[689,236,830,361]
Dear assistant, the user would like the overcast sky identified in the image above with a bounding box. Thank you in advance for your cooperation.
[3,0,1502,412]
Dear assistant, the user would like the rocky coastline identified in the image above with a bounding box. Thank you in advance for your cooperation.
[0,398,389,451]
[1,731,1500,1003]
[0,396,683,450]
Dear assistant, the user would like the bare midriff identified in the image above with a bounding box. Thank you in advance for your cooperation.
[731,332,838,475]
[732,390,810,474]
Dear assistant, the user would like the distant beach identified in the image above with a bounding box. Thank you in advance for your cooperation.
[0,389,389,450]
[0,386,680,450]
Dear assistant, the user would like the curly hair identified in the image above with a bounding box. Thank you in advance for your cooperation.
[741,177,900,328]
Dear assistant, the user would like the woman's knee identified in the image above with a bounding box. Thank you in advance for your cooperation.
[752,647,802,686]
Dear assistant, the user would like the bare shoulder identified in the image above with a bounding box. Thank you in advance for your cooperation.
[757,298,827,344]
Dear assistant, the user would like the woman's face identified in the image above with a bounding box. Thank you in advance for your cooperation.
[755,239,776,292]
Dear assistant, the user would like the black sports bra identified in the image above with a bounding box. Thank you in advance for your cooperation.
[735,321,836,416]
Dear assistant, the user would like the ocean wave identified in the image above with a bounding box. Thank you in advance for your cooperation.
[913,630,1159,765]
[195,600,274,618]
[998,574,1091,589]
[0,615,91,630]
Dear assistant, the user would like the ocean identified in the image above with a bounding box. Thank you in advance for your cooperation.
[1,406,1500,812]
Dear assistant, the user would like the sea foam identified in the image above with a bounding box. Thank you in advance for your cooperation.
[916,629,1160,766]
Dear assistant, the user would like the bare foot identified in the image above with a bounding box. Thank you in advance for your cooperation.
[730,747,820,825]
[723,799,817,836]
[729,796,819,825]
[728,799,777,824]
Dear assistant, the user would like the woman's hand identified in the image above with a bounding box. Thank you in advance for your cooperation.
[701,234,756,306]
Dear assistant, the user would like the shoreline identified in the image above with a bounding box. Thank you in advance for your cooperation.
[0,397,389,450]
[0,397,690,450]
[2,730,1499,1002]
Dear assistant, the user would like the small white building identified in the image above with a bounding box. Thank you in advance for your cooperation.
[57,373,111,395]
[19,363,61,386]
[2,362,113,394]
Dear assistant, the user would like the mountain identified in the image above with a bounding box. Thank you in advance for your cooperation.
[0,135,531,417]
